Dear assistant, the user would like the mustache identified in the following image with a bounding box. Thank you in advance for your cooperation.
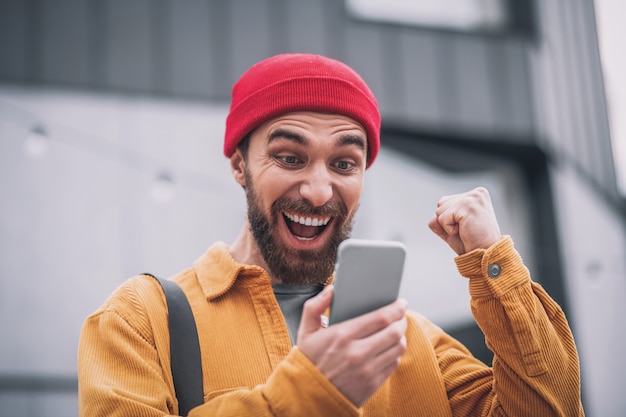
[271,197,347,218]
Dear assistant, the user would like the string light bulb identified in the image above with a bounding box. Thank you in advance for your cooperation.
[24,125,50,157]
[151,171,175,202]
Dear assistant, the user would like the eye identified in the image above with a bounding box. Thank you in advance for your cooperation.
[334,160,356,172]
[275,154,303,167]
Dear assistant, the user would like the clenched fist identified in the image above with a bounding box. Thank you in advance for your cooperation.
[428,187,502,255]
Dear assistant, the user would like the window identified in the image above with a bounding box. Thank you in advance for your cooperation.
[345,0,509,32]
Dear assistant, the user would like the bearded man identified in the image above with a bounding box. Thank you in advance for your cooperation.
[78,53,584,417]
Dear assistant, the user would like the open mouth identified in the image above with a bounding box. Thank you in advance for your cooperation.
[283,211,332,241]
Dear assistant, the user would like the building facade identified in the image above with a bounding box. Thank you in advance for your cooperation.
[0,1,624,416]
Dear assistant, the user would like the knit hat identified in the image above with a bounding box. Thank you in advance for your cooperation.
[224,53,381,168]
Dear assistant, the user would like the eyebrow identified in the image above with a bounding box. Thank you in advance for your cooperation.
[268,128,367,152]
[337,134,366,151]
[268,128,306,145]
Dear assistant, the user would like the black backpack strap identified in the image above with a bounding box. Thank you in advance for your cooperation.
[144,274,203,416]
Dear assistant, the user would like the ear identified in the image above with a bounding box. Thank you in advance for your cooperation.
[230,149,247,187]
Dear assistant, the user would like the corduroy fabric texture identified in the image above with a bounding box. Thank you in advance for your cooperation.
[77,238,585,416]
[224,53,381,168]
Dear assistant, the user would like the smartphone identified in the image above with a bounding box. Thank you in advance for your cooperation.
[329,238,406,325]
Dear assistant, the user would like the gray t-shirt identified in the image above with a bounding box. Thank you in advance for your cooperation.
[273,284,324,345]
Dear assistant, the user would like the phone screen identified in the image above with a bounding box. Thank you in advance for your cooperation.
[329,239,406,325]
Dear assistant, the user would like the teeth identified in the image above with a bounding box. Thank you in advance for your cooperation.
[284,212,330,226]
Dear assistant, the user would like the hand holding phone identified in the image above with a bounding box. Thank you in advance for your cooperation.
[297,276,408,407]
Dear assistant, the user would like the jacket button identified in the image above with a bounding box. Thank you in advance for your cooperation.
[488,263,501,278]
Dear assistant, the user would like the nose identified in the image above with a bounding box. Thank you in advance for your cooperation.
[299,163,334,207]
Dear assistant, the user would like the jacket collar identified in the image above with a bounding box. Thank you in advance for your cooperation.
[192,242,335,301]
[192,242,267,300]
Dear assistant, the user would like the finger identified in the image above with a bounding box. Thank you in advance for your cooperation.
[298,285,333,339]
[428,215,447,239]
[434,205,461,237]
[370,333,407,370]
[434,193,458,212]
[363,316,407,358]
[338,298,408,340]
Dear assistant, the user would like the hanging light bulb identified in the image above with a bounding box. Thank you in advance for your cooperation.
[24,126,50,157]
[151,171,176,202]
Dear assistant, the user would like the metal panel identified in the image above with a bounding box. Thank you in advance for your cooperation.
[488,38,533,137]
[570,0,606,184]
[504,40,534,135]
[0,1,28,81]
[283,0,326,54]
[266,0,290,53]
[40,0,90,86]
[151,0,171,95]
[454,36,495,133]
[400,30,442,127]
[535,0,574,155]
[433,33,460,128]
[527,20,555,149]
[170,0,214,97]
[555,0,587,165]
[0,0,540,144]
[320,0,348,59]
[207,0,236,98]
[88,0,107,87]
[104,0,154,91]
[378,27,409,118]
[344,22,385,112]
[24,0,44,82]
[576,0,616,190]
[229,0,273,84]
[529,0,618,200]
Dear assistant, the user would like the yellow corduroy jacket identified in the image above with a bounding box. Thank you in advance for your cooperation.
[78,237,584,416]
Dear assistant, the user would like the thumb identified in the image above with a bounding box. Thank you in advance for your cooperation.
[298,285,333,339]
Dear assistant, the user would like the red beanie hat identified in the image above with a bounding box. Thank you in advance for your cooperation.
[224,53,381,168]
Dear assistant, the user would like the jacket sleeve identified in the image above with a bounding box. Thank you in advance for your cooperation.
[77,277,360,417]
[78,279,178,417]
[431,236,584,416]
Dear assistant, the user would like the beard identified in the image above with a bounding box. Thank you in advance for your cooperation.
[244,170,356,285]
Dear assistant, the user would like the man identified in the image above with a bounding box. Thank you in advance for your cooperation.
[78,53,584,416]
